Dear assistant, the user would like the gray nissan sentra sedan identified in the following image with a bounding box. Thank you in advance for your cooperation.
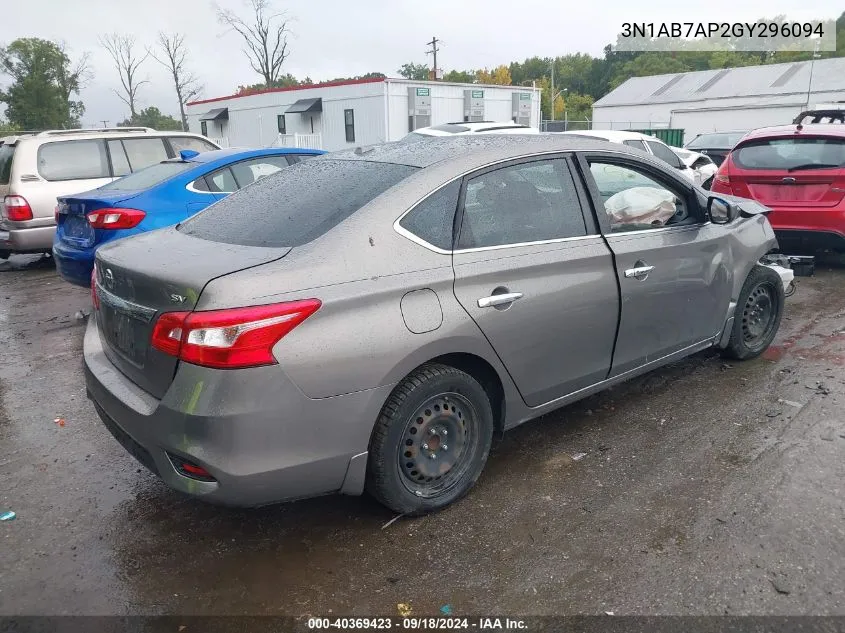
[84,135,784,515]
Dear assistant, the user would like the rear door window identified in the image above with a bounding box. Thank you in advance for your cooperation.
[457,159,587,249]
[0,144,15,185]
[37,140,109,181]
[646,140,683,167]
[167,136,219,154]
[179,159,417,247]
[204,167,238,193]
[229,156,290,188]
[107,140,131,177]
[623,139,648,152]
[121,138,169,171]
[732,138,845,170]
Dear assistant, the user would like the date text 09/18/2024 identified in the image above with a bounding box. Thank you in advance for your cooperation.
[307,617,528,630]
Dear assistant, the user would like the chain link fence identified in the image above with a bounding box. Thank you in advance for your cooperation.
[540,120,674,132]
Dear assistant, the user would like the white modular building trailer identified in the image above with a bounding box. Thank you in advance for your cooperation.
[185,78,541,151]
[592,57,845,144]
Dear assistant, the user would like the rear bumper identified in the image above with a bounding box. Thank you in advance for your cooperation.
[53,240,95,287]
[83,315,391,507]
[0,224,55,253]
[773,229,845,253]
[763,207,845,252]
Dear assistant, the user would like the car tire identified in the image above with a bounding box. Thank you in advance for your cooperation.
[366,363,494,515]
[723,265,784,360]
[0,250,9,261]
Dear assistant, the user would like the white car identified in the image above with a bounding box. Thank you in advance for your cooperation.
[674,148,718,188]
[403,121,539,141]
[0,127,219,259]
[554,130,696,182]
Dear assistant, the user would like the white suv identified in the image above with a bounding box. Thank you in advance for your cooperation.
[0,128,219,259]
[554,130,696,182]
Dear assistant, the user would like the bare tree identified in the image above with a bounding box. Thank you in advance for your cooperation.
[216,0,292,88]
[57,43,92,126]
[149,33,203,131]
[99,34,149,119]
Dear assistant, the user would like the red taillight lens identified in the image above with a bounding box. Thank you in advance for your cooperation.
[150,311,189,356]
[150,300,321,369]
[714,173,730,186]
[86,208,146,230]
[91,266,100,310]
[4,195,33,221]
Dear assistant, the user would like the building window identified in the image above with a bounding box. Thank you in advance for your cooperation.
[200,121,208,137]
[344,109,355,143]
[277,114,286,134]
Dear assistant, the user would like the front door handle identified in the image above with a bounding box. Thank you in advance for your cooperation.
[477,292,523,308]
[624,265,655,279]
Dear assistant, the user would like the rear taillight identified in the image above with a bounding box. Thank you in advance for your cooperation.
[150,299,321,369]
[86,208,146,230]
[91,265,100,310]
[4,195,33,221]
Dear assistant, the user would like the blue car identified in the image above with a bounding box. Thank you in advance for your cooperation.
[53,147,325,287]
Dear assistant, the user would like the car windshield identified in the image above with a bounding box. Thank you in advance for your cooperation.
[686,132,746,150]
[732,137,845,171]
[100,160,196,191]
[178,159,418,247]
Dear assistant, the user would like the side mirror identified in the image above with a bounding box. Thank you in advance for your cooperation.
[708,196,739,224]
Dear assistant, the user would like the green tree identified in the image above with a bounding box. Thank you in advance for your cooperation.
[397,62,429,80]
[0,38,88,129]
[609,52,691,89]
[442,69,475,83]
[120,106,182,130]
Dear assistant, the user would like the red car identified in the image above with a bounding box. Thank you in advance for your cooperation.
[710,123,845,253]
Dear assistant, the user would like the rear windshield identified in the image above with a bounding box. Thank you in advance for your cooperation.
[686,132,746,150]
[0,143,14,185]
[178,159,418,247]
[732,137,845,171]
[100,161,195,192]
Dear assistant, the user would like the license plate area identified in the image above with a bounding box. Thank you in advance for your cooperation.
[62,215,94,244]
[100,305,146,366]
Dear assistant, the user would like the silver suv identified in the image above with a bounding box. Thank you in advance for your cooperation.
[0,128,219,259]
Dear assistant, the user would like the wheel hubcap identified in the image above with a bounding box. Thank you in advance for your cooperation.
[742,283,775,344]
[397,392,477,498]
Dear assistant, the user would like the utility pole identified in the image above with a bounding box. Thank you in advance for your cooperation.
[550,60,555,121]
[806,41,821,110]
[426,36,441,80]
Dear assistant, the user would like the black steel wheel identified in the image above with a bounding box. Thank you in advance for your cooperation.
[367,363,494,515]
[723,265,784,360]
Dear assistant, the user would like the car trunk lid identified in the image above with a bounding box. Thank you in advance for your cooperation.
[58,191,143,247]
[94,227,291,398]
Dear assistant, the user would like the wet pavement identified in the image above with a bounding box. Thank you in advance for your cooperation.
[1,254,844,617]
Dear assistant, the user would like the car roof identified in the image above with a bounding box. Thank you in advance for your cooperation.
[181,146,323,164]
[323,134,646,170]
[739,124,845,142]
[555,129,661,143]
[412,121,533,136]
[14,129,213,146]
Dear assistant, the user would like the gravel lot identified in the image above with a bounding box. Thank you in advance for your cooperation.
[1,254,843,617]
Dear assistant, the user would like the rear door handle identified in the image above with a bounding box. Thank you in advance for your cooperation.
[624,265,655,279]
[477,292,523,308]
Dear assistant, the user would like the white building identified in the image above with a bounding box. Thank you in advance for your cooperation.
[592,57,845,143]
[185,78,541,151]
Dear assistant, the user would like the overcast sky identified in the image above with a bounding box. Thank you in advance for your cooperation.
[2,0,842,125]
